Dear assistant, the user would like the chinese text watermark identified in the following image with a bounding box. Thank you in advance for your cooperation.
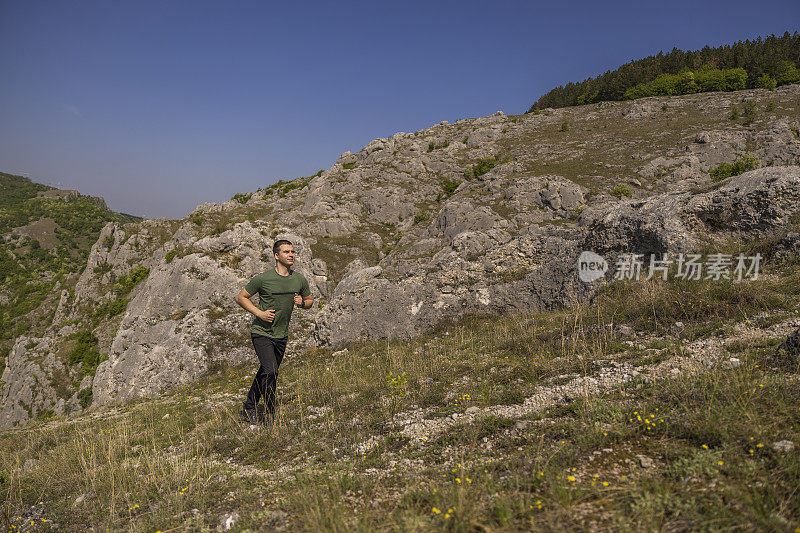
[578,252,761,282]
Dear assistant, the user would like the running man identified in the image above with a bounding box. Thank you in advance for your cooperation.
[235,239,313,426]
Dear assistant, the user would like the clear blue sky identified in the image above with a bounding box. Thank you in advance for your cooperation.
[1,0,798,219]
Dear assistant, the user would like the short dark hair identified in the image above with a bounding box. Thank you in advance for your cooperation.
[273,239,293,255]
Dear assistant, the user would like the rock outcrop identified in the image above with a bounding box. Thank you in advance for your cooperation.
[584,166,800,255]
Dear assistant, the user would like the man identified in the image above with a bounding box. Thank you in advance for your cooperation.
[235,239,313,427]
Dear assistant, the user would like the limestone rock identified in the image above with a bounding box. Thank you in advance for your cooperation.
[771,440,795,452]
[584,166,800,256]
[0,335,74,428]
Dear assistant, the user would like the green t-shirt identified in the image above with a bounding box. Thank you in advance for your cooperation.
[244,269,311,339]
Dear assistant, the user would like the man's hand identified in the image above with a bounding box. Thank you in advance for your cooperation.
[257,309,276,323]
[294,293,303,308]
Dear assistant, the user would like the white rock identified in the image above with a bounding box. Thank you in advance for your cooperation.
[772,440,794,452]
[218,512,239,531]
[23,458,38,472]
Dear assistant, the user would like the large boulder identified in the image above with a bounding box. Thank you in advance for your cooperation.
[312,227,594,347]
[584,166,800,255]
[0,336,78,428]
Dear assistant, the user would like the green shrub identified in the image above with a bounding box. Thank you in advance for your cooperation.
[67,330,99,365]
[280,181,305,197]
[710,155,760,181]
[624,67,747,100]
[107,298,128,317]
[36,409,54,421]
[465,157,497,179]
[231,192,252,204]
[766,101,776,112]
[164,249,177,263]
[413,210,429,225]
[102,235,114,251]
[577,91,599,105]
[610,184,633,198]
[560,121,569,132]
[729,105,740,120]
[128,265,150,285]
[441,178,462,197]
[755,74,777,90]
[776,61,800,86]
[93,261,112,275]
[342,162,356,170]
[427,141,450,152]
[67,330,108,374]
[264,179,286,196]
[695,66,747,92]
[77,387,93,408]
[112,265,150,296]
[741,100,757,125]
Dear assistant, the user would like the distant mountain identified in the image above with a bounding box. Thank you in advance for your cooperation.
[529,31,800,111]
[0,172,141,367]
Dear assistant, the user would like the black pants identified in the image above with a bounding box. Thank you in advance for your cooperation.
[243,334,287,416]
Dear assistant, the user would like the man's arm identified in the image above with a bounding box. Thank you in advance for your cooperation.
[293,292,314,309]
[235,288,274,322]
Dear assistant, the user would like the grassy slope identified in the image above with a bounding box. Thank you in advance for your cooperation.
[1,254,798,531]
[502,91,800,197]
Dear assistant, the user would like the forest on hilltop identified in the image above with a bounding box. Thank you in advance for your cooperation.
[529,31,800,111]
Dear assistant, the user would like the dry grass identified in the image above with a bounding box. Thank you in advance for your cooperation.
[1,261,799,531]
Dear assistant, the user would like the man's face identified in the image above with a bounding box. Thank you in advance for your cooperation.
[274,244,295,267]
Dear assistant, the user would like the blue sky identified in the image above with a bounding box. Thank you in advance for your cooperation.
[1,1,798,219]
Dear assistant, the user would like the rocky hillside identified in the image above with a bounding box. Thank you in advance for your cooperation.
[0,175,140,417]
[1,84,799,429]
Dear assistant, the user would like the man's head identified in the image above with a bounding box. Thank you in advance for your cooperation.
[273,239,295,268]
